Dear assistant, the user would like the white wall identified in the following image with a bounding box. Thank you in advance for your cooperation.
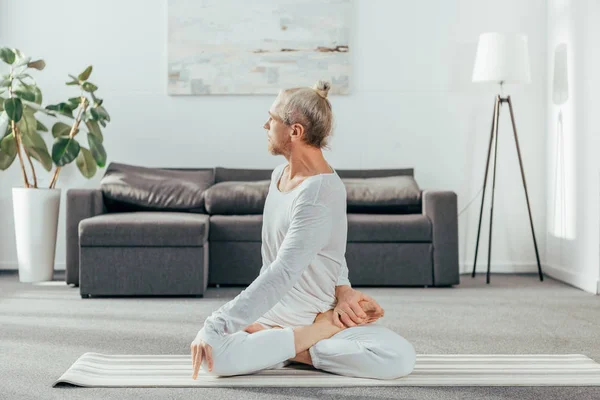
[0,0,548,276]
[545,0,600,294]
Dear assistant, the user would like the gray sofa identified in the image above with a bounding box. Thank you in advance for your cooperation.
[66,163,459,297]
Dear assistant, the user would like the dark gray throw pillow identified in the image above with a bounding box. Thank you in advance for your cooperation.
[204,180,270,215]
[100,162,215,213]
[343,175,422,213]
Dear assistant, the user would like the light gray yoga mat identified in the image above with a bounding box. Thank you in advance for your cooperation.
[53,353,600,387]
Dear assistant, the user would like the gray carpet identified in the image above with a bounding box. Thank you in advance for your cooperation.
[1,271,600,399]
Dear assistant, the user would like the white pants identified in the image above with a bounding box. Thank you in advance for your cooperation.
[199,322,416,380]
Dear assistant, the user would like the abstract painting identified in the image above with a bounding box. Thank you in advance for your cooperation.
[167,0,352,95]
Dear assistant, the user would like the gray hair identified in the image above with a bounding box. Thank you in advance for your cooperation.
[276,80,334,149]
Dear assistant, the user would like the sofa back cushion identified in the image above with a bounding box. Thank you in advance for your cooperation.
[204,180,270,215]
[215,167,273,183]
[343,175,421,213]
[337,168,414,179]
[100,162,215,213]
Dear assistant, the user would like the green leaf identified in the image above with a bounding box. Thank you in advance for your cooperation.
[0,48,16,64]
[16,72,35,81]
[22,130,48,150]
[26,145,53,171]
[90,105,110,122]
[85,120,103,143]
[99,119,106,128]
[88,133,106,167]
[18,107,37,135]
[46,103,74,118]
[0,111,8,135]
[76,146,97,178]
[27,59,46,70]
[22,131,52,171]
[14,89,35,102]
[0,124,15,170]
[33,86,43,105]
[0,147,17,170]
[78,66,93,81]
[88,108,99,121]
[52,137,80,166]
[0,80,11,87]
[0,132,16,155]
[98,106,110,121]
[67,97,82,109]
[51,122,72,138]
[21,100,55,116]
[17,79,33,90]
[91,91,103,106]
[82,82,98,92]
[4,98,23,122]
[36,119,48,132]
[66,80,79,86]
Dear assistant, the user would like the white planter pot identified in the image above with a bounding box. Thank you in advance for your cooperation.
[12,188,61,283]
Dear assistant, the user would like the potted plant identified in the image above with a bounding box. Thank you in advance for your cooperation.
[0,47,110,282]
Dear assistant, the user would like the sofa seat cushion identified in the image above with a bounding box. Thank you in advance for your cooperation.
[348,213,431,242]
[209,214,262,241]
[79,212,209,247]
[204,181,270,215]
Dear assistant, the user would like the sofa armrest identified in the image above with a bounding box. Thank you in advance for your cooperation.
[422,190,459,286]
[66,189,106,286]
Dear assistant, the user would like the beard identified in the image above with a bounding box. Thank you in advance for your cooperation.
[267,136,290,156]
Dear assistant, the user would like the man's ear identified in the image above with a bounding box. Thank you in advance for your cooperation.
[291,123,304,139]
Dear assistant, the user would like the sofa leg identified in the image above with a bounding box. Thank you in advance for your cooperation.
[81,294,91,299]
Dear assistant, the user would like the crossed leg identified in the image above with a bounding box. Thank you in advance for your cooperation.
[200,311,416,380]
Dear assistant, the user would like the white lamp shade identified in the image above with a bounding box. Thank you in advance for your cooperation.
[472,32,531,84]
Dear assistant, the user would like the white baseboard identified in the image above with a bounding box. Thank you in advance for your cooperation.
[2,262,596,294]
[461,262,598,295]
[0,262,65,271]
[459,262,538,274]
[543,263,599,295]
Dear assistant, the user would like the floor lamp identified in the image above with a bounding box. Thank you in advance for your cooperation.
[470,32,544,284]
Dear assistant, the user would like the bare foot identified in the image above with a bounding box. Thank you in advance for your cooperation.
[289,349,313,365]
[244,322,284,334]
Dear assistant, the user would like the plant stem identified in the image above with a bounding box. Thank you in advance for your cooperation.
[7,78,31,188]
[24,146,38,188]
[11,121,31,188]
[49,167,60,189]
[15,119,39,188]
[49,98,88,189]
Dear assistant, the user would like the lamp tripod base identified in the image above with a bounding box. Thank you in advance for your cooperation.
[471,95,544,283]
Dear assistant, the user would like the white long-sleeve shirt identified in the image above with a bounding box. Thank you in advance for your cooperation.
[200,162,350,346]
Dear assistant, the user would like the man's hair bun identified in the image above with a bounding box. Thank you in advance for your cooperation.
[312,80,331,99]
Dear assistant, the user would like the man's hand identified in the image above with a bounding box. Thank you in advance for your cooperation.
[191,330,213,379]
[333,286,385,329]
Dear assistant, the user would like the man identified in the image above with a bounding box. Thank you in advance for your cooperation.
[191,81,416,380]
